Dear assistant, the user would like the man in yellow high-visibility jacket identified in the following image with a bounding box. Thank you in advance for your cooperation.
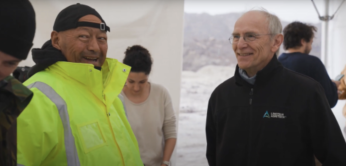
[17,3,143,166]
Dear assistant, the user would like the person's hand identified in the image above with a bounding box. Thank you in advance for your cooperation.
[338,90,344,94]
[333,80,341,87]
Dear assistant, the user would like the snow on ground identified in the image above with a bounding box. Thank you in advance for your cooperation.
[179,65,236,113]
[177,65,235,166]
[176,65,346,166]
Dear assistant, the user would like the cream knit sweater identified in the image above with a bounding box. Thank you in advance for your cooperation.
[121,83,177,166]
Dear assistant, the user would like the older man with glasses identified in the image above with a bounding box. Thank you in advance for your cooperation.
[206,9,346,166]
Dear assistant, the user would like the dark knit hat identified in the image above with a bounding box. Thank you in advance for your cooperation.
[0,0,36,60]
[53,3,110,32]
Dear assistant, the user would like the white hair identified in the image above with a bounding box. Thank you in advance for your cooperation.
[243,8,282,56]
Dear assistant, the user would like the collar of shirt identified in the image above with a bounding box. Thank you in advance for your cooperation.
[238,68,256,85]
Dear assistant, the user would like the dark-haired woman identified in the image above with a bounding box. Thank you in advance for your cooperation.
[121,45,177,166]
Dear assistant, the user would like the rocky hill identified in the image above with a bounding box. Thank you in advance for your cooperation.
[183,12,322,71]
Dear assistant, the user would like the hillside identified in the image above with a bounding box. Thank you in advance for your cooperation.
[183,12,322,71]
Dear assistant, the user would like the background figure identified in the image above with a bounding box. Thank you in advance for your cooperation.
[0,0,36,165]
[122,45,177,166]
[337,65,346,137]
[278,21,339,108]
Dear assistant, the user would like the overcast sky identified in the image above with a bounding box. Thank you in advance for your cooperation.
[184,0,344,23]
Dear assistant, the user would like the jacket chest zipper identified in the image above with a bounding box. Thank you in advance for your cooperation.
[248,88,254,165]
[104,102,126,166]
[249,88,253,105]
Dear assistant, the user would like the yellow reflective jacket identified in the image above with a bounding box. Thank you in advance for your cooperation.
[17,58,143,166]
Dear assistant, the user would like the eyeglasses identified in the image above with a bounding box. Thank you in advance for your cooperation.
[229,34,273,44]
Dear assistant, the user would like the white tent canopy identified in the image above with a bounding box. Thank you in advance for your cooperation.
[19,1,346,165]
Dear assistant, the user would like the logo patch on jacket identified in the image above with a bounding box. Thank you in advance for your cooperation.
[263,110,286,119]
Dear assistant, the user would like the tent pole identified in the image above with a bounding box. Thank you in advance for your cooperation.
[322,0,330,69]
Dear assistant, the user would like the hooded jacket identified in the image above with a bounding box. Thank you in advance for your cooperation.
[28,40,67,77]
[17,41,143,166]
[206,56,346,166]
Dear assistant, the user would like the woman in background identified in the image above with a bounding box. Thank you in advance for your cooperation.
[121,45,177,166]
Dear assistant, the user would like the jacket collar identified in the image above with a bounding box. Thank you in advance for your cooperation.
[47,58,130,105]
[279,52,307,59]
[235,55,283,87]
[1,76,33,102]
[28,40,67,77]
[0,76,33,114]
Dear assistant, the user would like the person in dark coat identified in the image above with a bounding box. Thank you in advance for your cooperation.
[206,9,346,166]
[0,0,36,165]
[278,21,339,108]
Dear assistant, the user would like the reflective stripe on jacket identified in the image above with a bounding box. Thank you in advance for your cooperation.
[17,58,143,166]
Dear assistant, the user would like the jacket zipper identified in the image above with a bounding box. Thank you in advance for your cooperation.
[104,99,126,166]
[249,88,253,106]
[101,67,126,165]
[249,88,253,105]
[248,88,253,166]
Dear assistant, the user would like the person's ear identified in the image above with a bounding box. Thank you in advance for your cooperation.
[51,31,62,50]
[300,38,307,47]
[271,34,283,53]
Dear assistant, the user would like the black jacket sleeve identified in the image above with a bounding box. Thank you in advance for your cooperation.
[206,93,216,166]
[311,58,338,108]
[308,82,346,165]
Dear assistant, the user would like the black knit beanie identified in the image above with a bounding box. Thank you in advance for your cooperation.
[0,0,36,60]
[53,3,110,32]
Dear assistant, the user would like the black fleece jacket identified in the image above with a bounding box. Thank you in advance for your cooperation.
[206,56,346,166]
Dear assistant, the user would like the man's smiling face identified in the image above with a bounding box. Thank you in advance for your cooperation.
[232,11,279,76]
[52,14,108,67]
